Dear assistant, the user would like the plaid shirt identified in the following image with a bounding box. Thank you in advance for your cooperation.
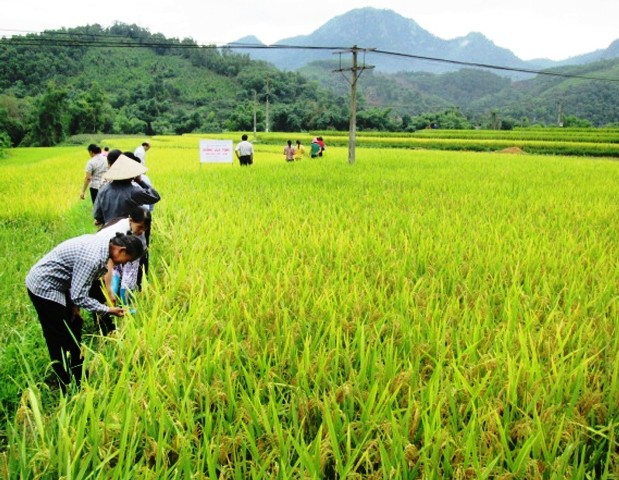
[85,154,108,190]
[26,234,111,313]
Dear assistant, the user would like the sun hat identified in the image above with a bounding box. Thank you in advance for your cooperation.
[103,154,148,180]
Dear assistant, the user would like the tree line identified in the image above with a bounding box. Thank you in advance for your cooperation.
[1,23,614,149]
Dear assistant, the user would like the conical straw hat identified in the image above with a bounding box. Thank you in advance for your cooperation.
[104,154,148,180]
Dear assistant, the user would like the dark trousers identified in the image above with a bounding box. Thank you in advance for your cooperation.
[88,280,116,335]
[89,187,99,203]
[27,290,83,390]
[239,155,252,166]
[137,222,151,290]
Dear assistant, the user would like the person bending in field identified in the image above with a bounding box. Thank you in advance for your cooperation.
[310,138,320,158]
[26,233,145,391]
[94,207,151,332]
[316,136,326,157]
[93,150,160,228]
[120,151,156,288]
[93,150,159,290]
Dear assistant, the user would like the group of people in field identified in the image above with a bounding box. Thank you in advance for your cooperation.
[283,136,326,162]
[26,141,161,392]
[234,135,326,166]
[29,133,329,391]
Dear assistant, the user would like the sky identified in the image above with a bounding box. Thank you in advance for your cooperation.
[1,0,618,61]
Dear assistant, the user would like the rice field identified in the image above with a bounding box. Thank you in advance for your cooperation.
[1,135,618,478]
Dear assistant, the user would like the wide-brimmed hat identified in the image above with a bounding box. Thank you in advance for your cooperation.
[104,154,148,180]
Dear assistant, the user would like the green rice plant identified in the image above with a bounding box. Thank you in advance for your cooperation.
[2,137,619,478]
[190,128,619,156]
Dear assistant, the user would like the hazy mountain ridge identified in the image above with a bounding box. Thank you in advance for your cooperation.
[2,18,619,147]
[232,7,618,77]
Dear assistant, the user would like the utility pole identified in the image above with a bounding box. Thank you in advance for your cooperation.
[265,75,270,133]
[253,90,257,139]
[334,46,374,165]
[557,98,564,127]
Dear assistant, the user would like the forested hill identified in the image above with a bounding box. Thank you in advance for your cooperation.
[300,57,619,129]
[2,24,619,148]
[0,24,345,146]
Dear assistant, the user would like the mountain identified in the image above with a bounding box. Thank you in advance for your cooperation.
[0,24,349,144]
[232,7,619,78]
[296,53,619,127]
[2,21,619,148]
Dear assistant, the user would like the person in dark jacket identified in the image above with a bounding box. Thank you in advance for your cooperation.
[93,150,161,227]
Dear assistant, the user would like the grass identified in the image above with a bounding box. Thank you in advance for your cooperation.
[1,135,618,478]
[186,130,619,157]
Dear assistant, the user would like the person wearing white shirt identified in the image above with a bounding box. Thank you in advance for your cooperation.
[96,207,150,307]
[133,141,150,165]
[234,134,254,166]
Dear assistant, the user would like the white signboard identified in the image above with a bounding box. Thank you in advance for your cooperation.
[199,139,233,164]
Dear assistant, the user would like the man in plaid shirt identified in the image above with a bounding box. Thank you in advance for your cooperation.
[26,233,144,390]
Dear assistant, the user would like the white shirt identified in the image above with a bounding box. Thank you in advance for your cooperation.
[97,218,131,239]
[97,217,147,245]
[235,140,253,156]
[134,145,147,165]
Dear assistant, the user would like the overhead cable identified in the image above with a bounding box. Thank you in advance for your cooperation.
[2,33,618,83]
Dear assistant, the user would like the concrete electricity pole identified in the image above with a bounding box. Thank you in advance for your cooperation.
[334,46,374,164]
[253,90,257,139]
[265,75,270,133]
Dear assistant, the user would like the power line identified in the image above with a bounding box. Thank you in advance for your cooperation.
[2,33,619,83]
[370,48,619,82]
[2,28,108,36]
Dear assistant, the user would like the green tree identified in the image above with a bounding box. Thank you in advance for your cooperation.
[0,131,10,157]
[24,82,69,146]
[0,95,28,146]
[224,103,256,131]
[357,108,399,131]
[436,108,472,129]
[130,76,171,135]
[400,113,414,132]
[68,83,113,135]
[112,106,145,134]
[562,115,593,128]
